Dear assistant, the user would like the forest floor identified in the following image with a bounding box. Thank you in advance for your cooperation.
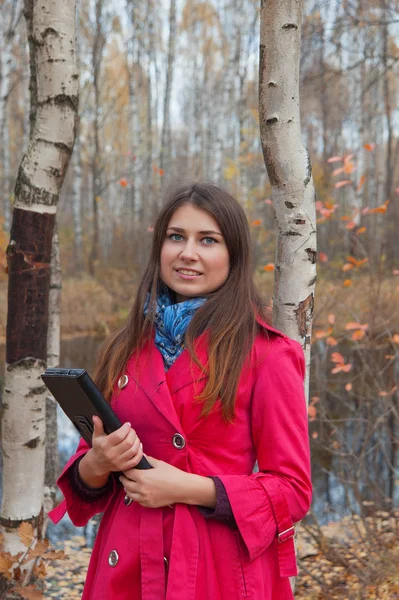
[44,514,399,600]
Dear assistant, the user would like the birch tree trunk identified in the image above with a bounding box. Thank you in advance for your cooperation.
[0,0,78,561]
[159,0,176,179]
[0,0,21,231]
[259,0,316,401]
[43,225,61,534]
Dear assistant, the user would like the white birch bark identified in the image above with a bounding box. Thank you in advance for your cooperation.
[43,225,61,531]
[72,132,83,269]
[159,0,176,179]
[0,6,17,231]
[1,0,78,561]
[259,0,317,401]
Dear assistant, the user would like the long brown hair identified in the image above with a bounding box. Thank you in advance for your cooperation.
[94,182,269,421]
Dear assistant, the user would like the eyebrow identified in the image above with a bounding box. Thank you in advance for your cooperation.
[167,227,223,236]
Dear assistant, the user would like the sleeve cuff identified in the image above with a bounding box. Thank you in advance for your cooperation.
[69,455,114,502]
[197,476,236,528]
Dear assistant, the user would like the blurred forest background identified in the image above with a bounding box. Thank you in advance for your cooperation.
[0,0,399,597]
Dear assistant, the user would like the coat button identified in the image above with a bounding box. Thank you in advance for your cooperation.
[118,375,129,389]
[108,550,119,567]
[172,433,186,449]
[164,556,168,570]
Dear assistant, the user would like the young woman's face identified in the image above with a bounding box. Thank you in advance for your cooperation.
[160,204,230,302]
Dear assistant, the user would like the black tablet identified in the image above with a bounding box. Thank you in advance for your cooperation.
[41,368,151,470]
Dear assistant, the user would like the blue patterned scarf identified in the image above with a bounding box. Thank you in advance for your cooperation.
[145,293,206,370]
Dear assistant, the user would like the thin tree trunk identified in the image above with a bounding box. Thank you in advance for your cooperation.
[89,0,105,276]
[159,0,176,178]
[43,225,61,534]
[1,0,77,566]
[259,0,316,400]
[72,131,83,270]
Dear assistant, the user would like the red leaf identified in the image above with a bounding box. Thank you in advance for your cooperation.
[335,180,352,188]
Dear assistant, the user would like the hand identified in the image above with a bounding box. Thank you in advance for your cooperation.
[120,456,192,508]
[89,416,144,478]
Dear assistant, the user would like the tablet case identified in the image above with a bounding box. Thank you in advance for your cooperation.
[41,368,151,470]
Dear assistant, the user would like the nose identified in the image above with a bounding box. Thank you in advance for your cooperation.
[179,239,198,261]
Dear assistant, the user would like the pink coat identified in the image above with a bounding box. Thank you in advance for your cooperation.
[50,322,312,599]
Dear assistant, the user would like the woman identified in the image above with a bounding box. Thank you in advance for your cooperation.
[50,182,312,600]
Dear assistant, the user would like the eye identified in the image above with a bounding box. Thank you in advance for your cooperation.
[169,233,183,241]
[202,237,217,245]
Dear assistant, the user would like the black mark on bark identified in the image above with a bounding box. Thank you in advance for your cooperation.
[306,248,317,263]
[25,436,41,449]
[285,201,295,209]
[295,294,314,338]
[283,23,298,30]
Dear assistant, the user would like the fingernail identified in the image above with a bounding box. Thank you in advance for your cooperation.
[127,422,131,426]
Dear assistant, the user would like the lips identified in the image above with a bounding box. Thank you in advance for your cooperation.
[175,268,202,276]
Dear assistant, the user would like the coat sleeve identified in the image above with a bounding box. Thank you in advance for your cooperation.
[48,438,117,527]
[217,337,312,570]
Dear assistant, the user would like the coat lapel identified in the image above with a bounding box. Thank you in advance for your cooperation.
[127,333,209,432]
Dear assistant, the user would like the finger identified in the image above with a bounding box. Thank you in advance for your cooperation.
[92,415,105,440]
[119,475,139,490]
[119,439,141,464]
[108,421,132,445]
[122,446,144,470]
[116,429,139,455]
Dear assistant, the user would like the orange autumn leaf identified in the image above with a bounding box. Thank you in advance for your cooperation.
[343,279,352,287]
[345,383,353,391]
[345,322,368,331]
[264,198,273,205]
[251,219,261,226]
[327,155,343,163]
[392,334,399,344]
[341,363,352,372]
[263,263,275,272]
[327,336,338,346]
[308,405,317,421]
[342,263,354,272]
[351,329,365,341]
[341,215,351,221]
[335,180,352,188]
[343,161,356,174]
[158,169,165,176]
[19,522,34,547]
[357,227,367,234]
[357,174,366,191]
[367,203,388,214]
[363,143,375,151]
[331,352,345,364]
[327,313,335,325]
[346,256,358,265]
[345,221,357,230]
[312,431,319,439]
[318,252,328,263]
[0,551,14,579]
[119,178,128,187]
[344,153,355,163]
[332,167,344,176]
